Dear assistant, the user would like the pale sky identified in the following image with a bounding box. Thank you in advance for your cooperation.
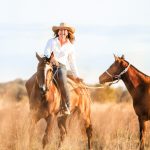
[0,0,150,85]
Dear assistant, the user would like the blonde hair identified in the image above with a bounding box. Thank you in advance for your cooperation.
[53,30,75,44]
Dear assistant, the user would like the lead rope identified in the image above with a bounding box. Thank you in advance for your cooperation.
[80,83,105,89]
[78,82,93,103]
[108,78,120,86]
[73,81,105,104]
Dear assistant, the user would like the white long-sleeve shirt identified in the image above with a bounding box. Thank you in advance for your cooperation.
[44,37,79,77]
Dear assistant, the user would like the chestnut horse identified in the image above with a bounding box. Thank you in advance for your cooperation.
[99,55,150,150]
[25,53,92,149]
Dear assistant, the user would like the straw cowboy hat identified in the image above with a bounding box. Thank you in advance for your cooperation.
[52,22,75,33]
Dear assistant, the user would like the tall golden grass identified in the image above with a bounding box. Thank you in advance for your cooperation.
[1,79,150,150]
[1,100,150,150]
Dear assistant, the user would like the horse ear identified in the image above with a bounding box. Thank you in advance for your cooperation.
[50,52,54,60]
[36,52,42,62]
[113,54,118,61]
[121,54,125,59]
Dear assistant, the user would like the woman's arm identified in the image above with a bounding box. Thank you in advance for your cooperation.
[68,48,79,77]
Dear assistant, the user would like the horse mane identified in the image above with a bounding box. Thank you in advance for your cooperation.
[121,58,150,82]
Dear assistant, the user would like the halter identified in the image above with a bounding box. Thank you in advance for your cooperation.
[105,63,131,86]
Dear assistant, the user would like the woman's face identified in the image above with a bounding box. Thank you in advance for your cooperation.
[58,29,68,40]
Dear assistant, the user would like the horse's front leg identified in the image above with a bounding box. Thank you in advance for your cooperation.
[42,114,55,149]
[86,124,93,150]
[28,111,40,149]
[80,114,93,150]
[57,115,68,148]
[138,117,147,150]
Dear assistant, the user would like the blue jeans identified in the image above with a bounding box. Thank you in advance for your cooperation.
[53,64,70,108]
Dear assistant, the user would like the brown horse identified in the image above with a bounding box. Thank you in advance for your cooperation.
[25,53,92,149]
[99,55,150,150]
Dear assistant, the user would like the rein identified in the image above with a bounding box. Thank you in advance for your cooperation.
[37,63,105,101]
[80,83,104,89]
[67,78,105,90]
[105,63,131,86]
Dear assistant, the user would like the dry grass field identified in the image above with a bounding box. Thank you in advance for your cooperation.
[1,100,150,150]
[1,79,150,150]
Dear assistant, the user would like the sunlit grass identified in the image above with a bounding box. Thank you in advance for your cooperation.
[1,100,150,150]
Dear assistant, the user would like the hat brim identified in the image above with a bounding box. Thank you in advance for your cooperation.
[52,26,75,33]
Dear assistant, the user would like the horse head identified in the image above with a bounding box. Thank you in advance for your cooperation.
[99,54,130,84]
[36,52,53,95]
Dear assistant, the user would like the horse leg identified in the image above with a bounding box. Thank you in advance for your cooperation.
[57,115,68,148]
[28,112,40,149]
[86,123,93,150]
[80,114,93,150]
[138,117,147,150]
[42,114,55,149]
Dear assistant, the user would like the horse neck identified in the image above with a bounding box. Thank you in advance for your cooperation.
[29,79,42,104]
[47,81,60,102]
[34,79,58,102]
[121,64,149,97]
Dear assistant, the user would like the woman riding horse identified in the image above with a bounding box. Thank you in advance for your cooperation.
[25,53,93,149]
[44,22,82,115]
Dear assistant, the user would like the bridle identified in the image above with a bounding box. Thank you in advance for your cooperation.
[105,63,131,85]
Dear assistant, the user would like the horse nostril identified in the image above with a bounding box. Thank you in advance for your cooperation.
[42,85,46,91]
[39,84,46,92]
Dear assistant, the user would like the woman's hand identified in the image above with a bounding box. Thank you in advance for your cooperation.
[76,77,83,83]
[51,57,59,66]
